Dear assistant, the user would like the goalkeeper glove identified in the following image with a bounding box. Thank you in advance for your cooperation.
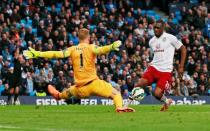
[23,47,40,59]
[110,40,122,51]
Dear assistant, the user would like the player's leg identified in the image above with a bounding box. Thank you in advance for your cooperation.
[124,78,149,107]
[14,86,20,105]
[155,76,173,111]
[124,67,154,107]
[111,88,135,112]
[110,86,123,109]
[85,80,122,108]
[89,79,135,112]
[154,87,172,111]
[48,84,77,100]
[59,85,77,99]
[135,66,155,90]
[48,84,61,100]
[7,87,14,105]
[135,78,150,87]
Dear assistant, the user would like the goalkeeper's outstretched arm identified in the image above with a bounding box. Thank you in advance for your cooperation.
[39,50,70,58]
[92,40,122,55]
[23,47,71,59]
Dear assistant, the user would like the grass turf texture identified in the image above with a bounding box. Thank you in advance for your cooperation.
[0,105,210,131]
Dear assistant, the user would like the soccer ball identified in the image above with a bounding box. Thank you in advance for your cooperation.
[131,87,145,101]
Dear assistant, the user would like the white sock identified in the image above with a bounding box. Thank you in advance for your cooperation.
[160,95,170,104]
[124,98,133,107]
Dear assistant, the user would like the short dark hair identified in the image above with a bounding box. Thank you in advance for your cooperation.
[155,19,165,29]
[156,19,165,26]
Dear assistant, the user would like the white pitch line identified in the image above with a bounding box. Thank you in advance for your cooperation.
[0,125,60,131]
[0,125,20,129]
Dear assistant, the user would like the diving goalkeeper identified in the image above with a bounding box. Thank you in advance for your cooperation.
[23,28,135,112]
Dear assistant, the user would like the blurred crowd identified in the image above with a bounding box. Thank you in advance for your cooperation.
[0,0,209,97]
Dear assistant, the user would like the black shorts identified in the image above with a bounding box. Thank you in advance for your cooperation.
[9,78,22,89]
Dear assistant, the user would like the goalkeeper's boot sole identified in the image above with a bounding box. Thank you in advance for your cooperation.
[48,85,61,100]
[160,98,173,112]
[116,107,135,113]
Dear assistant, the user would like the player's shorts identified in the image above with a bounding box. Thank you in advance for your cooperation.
[9,78,22,89]
[69,79,113,98]
[142,66,172,93]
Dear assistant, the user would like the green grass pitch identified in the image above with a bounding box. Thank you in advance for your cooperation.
[0,105,210,131]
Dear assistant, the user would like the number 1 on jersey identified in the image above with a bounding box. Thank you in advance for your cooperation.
[80,53,84,68]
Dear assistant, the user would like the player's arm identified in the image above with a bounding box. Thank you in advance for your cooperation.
[23,47,72,59]
[179,45,187,68]
[92,40,122,55]
[178,45,187,75]
[170,35,187,78]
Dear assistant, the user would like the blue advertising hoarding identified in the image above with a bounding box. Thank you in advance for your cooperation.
[0,96,209,105]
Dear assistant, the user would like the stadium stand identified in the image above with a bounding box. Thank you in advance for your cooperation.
[0,0,209,98]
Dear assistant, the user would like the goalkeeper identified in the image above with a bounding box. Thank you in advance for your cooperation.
[23,28,135,113]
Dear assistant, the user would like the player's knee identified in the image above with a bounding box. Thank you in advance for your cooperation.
[110,88,121,99]
[15,90,19,94]
[153,88,163,100]
[111,88,120,95]
[137,78,149,87]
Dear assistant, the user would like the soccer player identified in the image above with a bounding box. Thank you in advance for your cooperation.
[126,20,187,111]
[6,49,25,105]
[23,28,135,112]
